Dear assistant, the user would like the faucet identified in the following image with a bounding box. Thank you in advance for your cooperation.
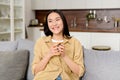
[73,17,77,27]
[70,17,77,28]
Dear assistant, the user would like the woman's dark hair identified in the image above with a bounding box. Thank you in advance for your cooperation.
[44,9,71,39]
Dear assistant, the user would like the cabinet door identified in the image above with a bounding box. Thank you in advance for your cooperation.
[0,0,11,41]
[32,0,86,9]
[86,0,101,9]
[56,0,86,9]
[0,0,25,41]
[70,32,91,49]
[32,0,45,10]
[44,0,56,9]
[27,27,45,41]
[13,0,25,40]
[90,33,120,51]
[101,0,120,8]
[32,0,56,10]
[27,27,41,41]
[86,0,120,9]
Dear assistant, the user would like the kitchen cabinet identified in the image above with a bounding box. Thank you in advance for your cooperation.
[44,0,56,9]
[32,0,45,10]
[27,27,44,41]
[32,0,56,10]
[0,0,25,41]
[86,0,101,9]
[27,27,120,51]
[90,33,120,51]
[32,0,120,10]
[56,0,86,9]
[70,32,120,51]
[70,32,91,49]
[86,0,120,8]
[32,0,86,10]
[101,0,120,8]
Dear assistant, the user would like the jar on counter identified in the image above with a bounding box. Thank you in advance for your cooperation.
[112,17,120,28]
[114,20,119,28]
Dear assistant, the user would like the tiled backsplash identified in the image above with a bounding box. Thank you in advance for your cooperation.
[35,9,120,32]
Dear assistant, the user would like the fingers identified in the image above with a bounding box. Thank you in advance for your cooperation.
[53,46,59,53]
[58,45,64,52]
[57,44,64,54]
[50,43,65,56]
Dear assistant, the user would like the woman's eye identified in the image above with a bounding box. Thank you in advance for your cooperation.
[48,20,52,23]
[56,19,60,21]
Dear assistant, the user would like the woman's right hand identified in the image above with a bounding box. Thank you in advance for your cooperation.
[49,43,61,57]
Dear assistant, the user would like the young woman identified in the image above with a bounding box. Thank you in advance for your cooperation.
[32,9,84,80]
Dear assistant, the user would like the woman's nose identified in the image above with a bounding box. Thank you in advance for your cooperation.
[52,21,57,25]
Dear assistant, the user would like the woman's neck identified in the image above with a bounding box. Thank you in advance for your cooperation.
[52,34,64,41]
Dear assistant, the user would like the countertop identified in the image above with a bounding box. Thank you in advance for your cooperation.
[69,27,120,33]
[28,26,120,33]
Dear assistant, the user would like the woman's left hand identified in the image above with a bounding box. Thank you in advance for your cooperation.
[57,44,65,57]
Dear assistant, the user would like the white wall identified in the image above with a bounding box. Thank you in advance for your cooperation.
[25,0,35,27]
[25,0,36,39]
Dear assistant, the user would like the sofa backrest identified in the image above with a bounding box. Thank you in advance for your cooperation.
[82,48,120,80]
[17,39,35,80]
[0,41,18,51]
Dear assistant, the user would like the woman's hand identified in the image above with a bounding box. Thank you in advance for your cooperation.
[48,43,65,57]
[57,43,65,57]
[49,43,61,57]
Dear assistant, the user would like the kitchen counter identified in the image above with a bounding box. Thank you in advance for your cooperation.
[69,26,120,33]
[27,26,120,51]
[29,25,120,33]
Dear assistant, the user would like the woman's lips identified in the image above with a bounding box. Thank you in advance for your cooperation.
[52,26,59,30]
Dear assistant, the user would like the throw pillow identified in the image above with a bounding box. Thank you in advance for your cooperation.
[0,50,29,80]
[82,48,120,80]
[0,41,17,51]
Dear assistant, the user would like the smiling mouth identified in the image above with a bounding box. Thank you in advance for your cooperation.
[52,26,59,30]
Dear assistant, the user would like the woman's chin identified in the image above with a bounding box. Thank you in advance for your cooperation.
[53,31,60,34]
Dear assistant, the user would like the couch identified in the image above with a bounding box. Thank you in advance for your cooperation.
[0,39,120,80]
[0,39,34,80]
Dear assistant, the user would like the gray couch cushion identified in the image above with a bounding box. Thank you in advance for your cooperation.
[0,41,17,51]
[82,48,120,80]
[17,39,35,80]
[0,50,29,80]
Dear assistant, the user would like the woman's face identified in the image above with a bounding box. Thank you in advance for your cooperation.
[47,12,64,35]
